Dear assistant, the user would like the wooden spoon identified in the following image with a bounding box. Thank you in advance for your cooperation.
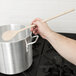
[2,9,75,41]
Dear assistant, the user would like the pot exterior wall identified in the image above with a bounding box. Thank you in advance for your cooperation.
[0,36,33,75]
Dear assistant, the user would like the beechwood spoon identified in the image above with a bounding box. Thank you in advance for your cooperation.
[2,9,75,41]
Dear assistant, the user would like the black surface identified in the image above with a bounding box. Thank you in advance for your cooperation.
[37,33,76,76]
[0,33,76,76]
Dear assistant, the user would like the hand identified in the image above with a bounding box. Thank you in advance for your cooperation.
[31,18,52,39]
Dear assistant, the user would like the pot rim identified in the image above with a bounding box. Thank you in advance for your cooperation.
[0,24,32,44]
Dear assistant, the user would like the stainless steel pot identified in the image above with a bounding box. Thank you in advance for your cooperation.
[0,24,39,75]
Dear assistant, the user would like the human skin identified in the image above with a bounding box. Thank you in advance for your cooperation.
[31,18,76,65]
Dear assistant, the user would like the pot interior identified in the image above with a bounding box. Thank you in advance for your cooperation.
[0,24,31,42]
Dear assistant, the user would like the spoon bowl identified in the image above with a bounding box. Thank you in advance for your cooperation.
[2,30,18,41]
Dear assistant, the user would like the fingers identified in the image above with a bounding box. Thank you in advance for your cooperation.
[32,27,39,35]
[31,18,42,25]
[31,18,41,32]
[31,26,37,32]
[31,21,40,32]
[33,30,38,35]
[31,18,42,35]
[31,26,39,35]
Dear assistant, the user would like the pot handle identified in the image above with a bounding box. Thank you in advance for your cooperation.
[26,35,39,46]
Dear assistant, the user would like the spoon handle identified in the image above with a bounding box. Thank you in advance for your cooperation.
[19,9,75,32]
[42,9,75,22]
[18,25,35,32]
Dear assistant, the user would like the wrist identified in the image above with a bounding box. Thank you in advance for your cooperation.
[44,29,54,40]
